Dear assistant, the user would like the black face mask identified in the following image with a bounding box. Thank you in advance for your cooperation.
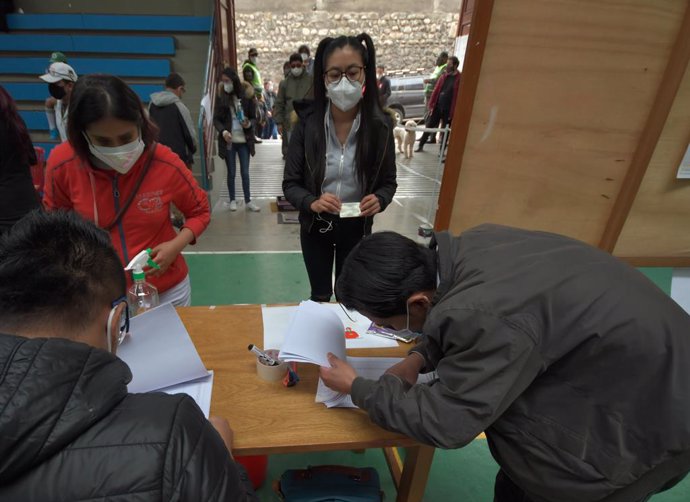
[49,83,66,100]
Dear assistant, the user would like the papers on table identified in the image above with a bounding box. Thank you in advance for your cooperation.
[117,303,211,412]
[159,370,214,418]
[262,302,398,351]
[278,300,346,367]
[316,357,437,408]
[671,268,690,315]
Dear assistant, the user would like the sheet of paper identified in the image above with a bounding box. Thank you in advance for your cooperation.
[671,268,690,314]
[262,304,398,350]
[676,144,690,179]
[279,300,346,366]
[118,302,209,393]
[158,370,214,418]
[316,357,438,408]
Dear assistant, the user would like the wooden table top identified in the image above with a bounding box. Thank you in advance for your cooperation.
[178,305,419,456]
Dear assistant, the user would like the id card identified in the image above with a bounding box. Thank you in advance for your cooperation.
[339,202,362,218]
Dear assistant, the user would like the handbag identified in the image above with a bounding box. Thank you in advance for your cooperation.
[277,465,383,502]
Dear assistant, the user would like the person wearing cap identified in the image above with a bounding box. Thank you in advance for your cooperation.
[40,61,78,142]
[241,48,263,97]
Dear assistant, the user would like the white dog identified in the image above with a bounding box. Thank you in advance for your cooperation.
[393,120,417,159]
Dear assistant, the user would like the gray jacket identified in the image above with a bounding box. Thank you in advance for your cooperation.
[352,224,690,502]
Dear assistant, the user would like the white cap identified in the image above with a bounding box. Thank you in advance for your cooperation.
[39,62,78,83]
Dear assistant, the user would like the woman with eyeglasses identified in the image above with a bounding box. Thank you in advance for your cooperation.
[44,74,211,308]
[283,33,397,303]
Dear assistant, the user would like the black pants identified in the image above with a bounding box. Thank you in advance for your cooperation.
[494,469,688,502]
[300,215,368,302]
[418,106,450,149]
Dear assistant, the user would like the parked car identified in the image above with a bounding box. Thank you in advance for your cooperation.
[387,75,426,124]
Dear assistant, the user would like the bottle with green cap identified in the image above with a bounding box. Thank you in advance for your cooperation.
[124,248,160,316]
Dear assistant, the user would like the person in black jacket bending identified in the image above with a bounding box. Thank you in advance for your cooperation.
[0,210,258,502]
[321,226,690,502]
[282,33,397,302]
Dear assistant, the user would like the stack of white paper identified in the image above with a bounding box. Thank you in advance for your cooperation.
[117,303,214,417]
[262,303,398,351]
[278,301,349,406]
[316,357,437,408]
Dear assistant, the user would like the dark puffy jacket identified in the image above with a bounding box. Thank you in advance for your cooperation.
[0,334,258,501]
[352,224,690,502]
[282,100,397,233]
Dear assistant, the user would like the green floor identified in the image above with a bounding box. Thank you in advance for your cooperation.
[185,253,689,501]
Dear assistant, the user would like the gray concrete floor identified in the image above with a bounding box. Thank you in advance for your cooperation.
[193,138,445,252]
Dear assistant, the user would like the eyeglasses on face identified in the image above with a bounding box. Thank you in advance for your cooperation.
[323,65,365,85]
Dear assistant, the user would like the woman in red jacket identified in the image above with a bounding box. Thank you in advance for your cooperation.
[44,74,210,306]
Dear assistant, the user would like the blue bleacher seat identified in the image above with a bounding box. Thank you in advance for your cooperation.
[0,57,171,77]
[0,34,175,55]
[5,83,162,103]
[7,14,211,33]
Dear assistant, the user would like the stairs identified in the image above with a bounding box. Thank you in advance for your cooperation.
[0,11,211,180]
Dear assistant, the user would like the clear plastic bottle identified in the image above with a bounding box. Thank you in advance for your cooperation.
[127,269,159,316]
[125,249,160,316]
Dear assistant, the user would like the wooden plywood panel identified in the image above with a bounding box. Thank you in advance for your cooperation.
[614,63,690,261]
[446,0,685,244]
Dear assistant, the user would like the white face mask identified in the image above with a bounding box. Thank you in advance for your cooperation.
[85,133,145,174]
[291,67,304,77]
[326,78,364,112]
[300,53,308,61]
[250,56,258,65]
[223,82,233,93]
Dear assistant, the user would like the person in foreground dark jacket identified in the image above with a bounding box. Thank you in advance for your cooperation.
[282,33,397,302]
[0,210,258,502]
[322,225,690,502]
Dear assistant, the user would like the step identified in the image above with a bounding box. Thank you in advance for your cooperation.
[0,34,175,55]
[7,14,211,33]
[0,56,171,77]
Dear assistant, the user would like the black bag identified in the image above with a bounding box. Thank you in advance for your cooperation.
[278,465,383,502]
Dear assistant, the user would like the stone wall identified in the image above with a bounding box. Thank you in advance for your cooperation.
[236,12,459,85]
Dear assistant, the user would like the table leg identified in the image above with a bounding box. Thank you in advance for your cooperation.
[395,445,435,502]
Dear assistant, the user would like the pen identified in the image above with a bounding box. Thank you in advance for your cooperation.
[248,344,279,366]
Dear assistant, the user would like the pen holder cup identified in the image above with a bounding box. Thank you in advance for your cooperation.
[256,350,288,382]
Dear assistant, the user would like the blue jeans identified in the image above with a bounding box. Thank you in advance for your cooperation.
[262,118,278,139]
[225,142,251,203]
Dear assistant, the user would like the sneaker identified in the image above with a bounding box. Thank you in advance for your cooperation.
[222,200,237,211]
[245,201,261,212]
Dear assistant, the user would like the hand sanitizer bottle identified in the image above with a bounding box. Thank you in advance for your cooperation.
[125,249,160,316]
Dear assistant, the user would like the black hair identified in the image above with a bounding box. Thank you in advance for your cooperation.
[439,51,449,58]
[298,44,310,56]
[67,74,158,159]
[312,33,386,188]
[165,72,185,89]
[221,67,243,99]
[448,56,460,69]
[0,210,126,333]
[242,65,255,82]
[248,48,258,56]
[335,232,437,318]
[289,52,303,64]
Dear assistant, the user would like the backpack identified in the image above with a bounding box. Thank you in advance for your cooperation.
[277,465,383,502]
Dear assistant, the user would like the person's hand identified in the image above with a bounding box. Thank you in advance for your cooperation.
[222,130,232,142]
[310,193,341,214]
[240,119,250,129]
[209,416,235,458]
[267,111,272,119]
[384,352,425,386]
[359,194,381,217]
[148,239,185,276]
[277,124,283,135]
[319,353,358,394]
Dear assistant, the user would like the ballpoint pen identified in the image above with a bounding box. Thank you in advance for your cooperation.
[248,344,279,366]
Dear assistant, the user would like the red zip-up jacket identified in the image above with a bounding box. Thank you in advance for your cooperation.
[44,142,210,294]
[428,70,461,118]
